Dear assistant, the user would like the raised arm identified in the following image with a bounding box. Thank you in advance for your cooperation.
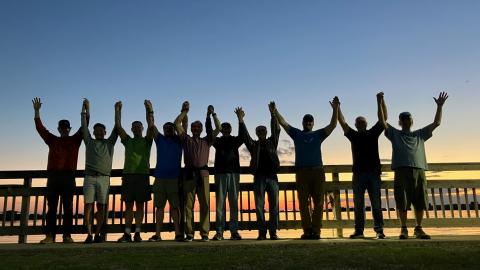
[235,107,254,151]
[114,101,128,140]
[174,101,189,137]
[81,98,92,142]
[268,102,281,148]
[144,100,156,140]
[32,97,55,144]
[427,91,449,133]
[323,96,340,136]
[206,105,221,138]
[337,105,349,133]
[378,94,388,129]
[272,105,290,132]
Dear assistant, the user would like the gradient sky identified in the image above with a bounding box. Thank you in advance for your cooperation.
[0,0,479,171]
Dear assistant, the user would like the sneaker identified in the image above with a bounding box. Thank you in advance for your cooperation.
[94,234,104,243]
[414,226,431,239]
[257,233,267,240]
[84,234,93,244]
[399,227,409,240]
[349,231,365,239]
[270,233,280,240]
[148,235,162,242]
[133,232,142,243]
[200,235,209,242]
[184,235,194,242]
[230,232,242,240]
[62,236,74,243]
[376,231,386,239]
[117,233,132,243]
[174,235,184,242]
[212,232,224,241]
[39,235,54,244]
[311,232,321,240]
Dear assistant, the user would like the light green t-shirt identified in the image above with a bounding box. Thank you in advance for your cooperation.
[122,136,153,174]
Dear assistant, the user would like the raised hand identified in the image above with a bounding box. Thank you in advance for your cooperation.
[234,107,245,120]
[434,92,449,106]
[268,101,276,113]
[32,97,42,111]
[181,101,190,113]
[376,92,384,100]
[115,101,122,111]
[144,100,153,112]
[82,98,90,112]
[207,105,215,116]
[329,96,340,109]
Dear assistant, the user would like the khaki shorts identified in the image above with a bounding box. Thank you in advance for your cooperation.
[152,178,179,209]
[394,167,428,211]
[83,175,110,204]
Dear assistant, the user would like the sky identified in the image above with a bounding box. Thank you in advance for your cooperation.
[0,0,479,171]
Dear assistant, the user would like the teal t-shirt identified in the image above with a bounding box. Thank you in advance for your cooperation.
[287,126,328,168]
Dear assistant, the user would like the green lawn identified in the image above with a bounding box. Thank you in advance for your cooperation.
[0,237,479,269]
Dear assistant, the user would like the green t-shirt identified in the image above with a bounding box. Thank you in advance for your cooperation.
[122,136,153,174]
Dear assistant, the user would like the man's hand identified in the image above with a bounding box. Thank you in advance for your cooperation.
[207,105,215,116]
[268,101,276,114]
[115,101,122,111]
[144,100,153,112]
[434,92,449,106]
[82,98,90,113]
[329,96,340,109]
[181,101,190,113]
[234,107,245,121]
[32,97,42,111]
[376,92,384,101]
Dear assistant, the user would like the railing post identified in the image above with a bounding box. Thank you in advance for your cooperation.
[19,177,32,244]
[332,172,343,237]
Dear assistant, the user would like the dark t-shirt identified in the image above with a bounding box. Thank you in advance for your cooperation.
[256,141,276,175]
[345,121,384,174]
[213,135,243,174]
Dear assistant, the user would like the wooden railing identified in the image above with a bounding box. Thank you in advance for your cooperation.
[0,163,479,243]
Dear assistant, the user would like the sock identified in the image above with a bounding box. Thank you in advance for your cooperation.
[125,228,131,234]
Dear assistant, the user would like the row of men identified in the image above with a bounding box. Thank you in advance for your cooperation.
[33,91,448,243]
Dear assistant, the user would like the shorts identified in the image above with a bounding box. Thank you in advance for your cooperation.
[152,178,179,209]
[121,174,152,203]
[83,175,110,204]
[394,167,428,211]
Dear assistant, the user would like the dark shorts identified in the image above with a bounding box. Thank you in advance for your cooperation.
[394,167,428,211]
[121,174,152,203]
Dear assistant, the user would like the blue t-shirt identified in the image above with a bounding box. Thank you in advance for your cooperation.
[153,133,182,179]
[287,126,328,168]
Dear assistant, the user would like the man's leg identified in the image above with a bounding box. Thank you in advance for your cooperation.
[366,172,384,237]
[214,174,227,238]
[43,177,59,243]
[227,173,240,237]
[197,176,210,240]
[310,170,325,238]
[150,180,167,241]
[394,168,410,239]
[296,170,312,236]
[60,176,75,242]
[266,176,279,239]
[413,169,430,239]
[183,180,196,239]
[352,173,366,237]
[95,203,106,237]
[84,203,94,236]
[254,175,267,239]
[124,202,135,234]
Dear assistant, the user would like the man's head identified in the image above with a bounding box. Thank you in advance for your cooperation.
[93,123,107,139]
[57,119,71,137]
[255,125,268,141]
[221,122,232,136]
[163,122,175,137]
[398,112,413,130]
[302,114,314,131]
[355,116,368,132]
[191,121,203,136]
[131,121,144,137]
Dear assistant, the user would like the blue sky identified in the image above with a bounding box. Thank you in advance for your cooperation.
[0,0,479,170]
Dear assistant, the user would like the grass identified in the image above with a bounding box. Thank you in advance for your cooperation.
[0,237,479,269]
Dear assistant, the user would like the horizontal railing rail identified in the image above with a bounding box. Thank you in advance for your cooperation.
[0,163,479,243]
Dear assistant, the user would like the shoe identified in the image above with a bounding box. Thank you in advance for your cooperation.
[414,226,431,239]
[133,232,142,242]
[39,235,54,244]
[200,235,209,242]
[212,232,224,241]
[399,227,409,240]
[148,235,161,242]
[84,234,93,244]
[62,236,74,243]
[184,235,194,242]
[94,234,104,243]
[257,233,267,241]
[175,235,184,242]
[117,233,132,243]
[376,231,386,239]
[349,231,365,239]
[270,233,279,240]
[230,232,242,240]
[311,232,321,240]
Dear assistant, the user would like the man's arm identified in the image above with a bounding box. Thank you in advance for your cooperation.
[337,105,349,133]
[323,96,340,136]
[427,91,449,133]
[272,106,290,133]
[32,97,54,144]
[268,102,281,148]
[235,107,254,151]
[114,101,128,141]
[144,100,156,140]
[206,105,221,140]
[174,101,189,138]
[378,94,388,130]
[81,98,92,143]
